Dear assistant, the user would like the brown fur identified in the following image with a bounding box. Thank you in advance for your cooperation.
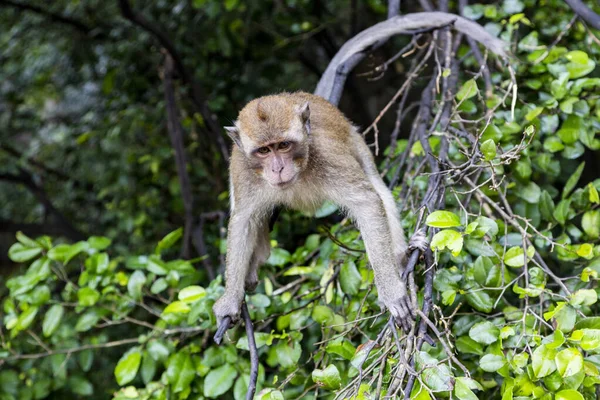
[214,92,417,331]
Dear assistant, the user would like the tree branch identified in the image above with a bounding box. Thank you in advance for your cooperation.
[315,12,508,104]
[565,0,600,30]
[163,54,195,259]
[0,170,85,240]
[117,0,230,161]
[0,0,93,34]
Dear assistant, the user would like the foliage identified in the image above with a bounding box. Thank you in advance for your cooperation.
[1,0,600,399]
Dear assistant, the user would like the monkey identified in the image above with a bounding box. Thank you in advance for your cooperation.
[213,92,427,332]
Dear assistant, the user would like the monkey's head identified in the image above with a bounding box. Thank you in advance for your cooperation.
[225,95,311,188]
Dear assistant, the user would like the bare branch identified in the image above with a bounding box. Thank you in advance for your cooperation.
[565,0,600,30]
[117,0,230,161]
[242,302,258,400]
[0,171,85,240]
[163,54,194,259]
[315,12,508,104]
[0,0,93,34]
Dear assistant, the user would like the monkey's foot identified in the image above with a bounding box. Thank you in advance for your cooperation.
[385,296,416,332]
[408,229,429,252]
[213,295,242,329]
[379,283,416,332]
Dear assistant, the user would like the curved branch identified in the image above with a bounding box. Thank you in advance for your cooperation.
[314,11,508,104]
[565,0,600,30]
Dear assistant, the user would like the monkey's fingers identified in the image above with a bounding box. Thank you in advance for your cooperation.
[408,229,429,252]
[214,316,232,345]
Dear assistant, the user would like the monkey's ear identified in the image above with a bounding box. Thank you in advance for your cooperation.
[224,126,243,149]
[296,101,311,135]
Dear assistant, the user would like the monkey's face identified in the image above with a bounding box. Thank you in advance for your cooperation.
[252,140,304,188]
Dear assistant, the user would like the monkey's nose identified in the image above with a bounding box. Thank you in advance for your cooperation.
[272,165,284,173]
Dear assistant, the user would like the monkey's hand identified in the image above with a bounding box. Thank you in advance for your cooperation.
[213,294,243,329]
[408,229,429,252]
[379,281,415,332]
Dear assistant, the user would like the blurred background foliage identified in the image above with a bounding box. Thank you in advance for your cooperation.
[1,0,600,399]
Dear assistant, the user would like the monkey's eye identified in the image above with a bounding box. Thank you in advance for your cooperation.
[278,141,292,151]
[256,147,270,155]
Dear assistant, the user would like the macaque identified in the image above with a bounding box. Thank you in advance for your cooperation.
[213,92,425,331]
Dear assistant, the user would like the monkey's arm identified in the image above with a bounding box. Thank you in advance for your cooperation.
[213,210,262,326]
[334,184,415,331]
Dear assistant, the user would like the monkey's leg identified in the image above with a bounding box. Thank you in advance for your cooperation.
[213,211,261,326]
[335,186,415,331]
[246,217,271,292]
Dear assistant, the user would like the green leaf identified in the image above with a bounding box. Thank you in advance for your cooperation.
[565,50,588,64]
[469,321,499,344]
[431,229,463,256]
[114,347,142,386]
[544,136,565,152]
[77,287,100,307]
[570,289,597,306]
[203,363,237,398]
[516,181,541,203]
[340,260,361,295]
[312,305,334,325]
[425,211,462,228]
[454,376,479,400]
[127,270,146,300]
[582,210,600,238]
[555,348,583,377]
[532,344,557,378]
[504,246,526,267]
[64,241,90,265]
[75,310,100,332]
[566,58,596,79]
[8,242,42,263]
[589,183,600,204]
[178,285,206,303]
[312,364,341,390]
[456,79,478,101]
[540,191,555,221]
[456,336,484,355]
[155,228,183,254]
[43,304,64,337]
[325,338,356,360]
[563,162,585,198]
[556,389,584,400]
[47,244,70,262]
[150,278,168,294]
[267,340,301,368]
[16,232,42,248]
[504,246,535,268]
[15,306,38,332]
[267,248,291,266]
[419,353,453,392]
[88,236,112,250]
[147,340,170,362]
[68,376,94,396]
[480,139,497,161]
[140,351,156,385]
[167,352,197,393]
[554,199,572,225]
[465,289,493,313]
[162,301,191,315]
